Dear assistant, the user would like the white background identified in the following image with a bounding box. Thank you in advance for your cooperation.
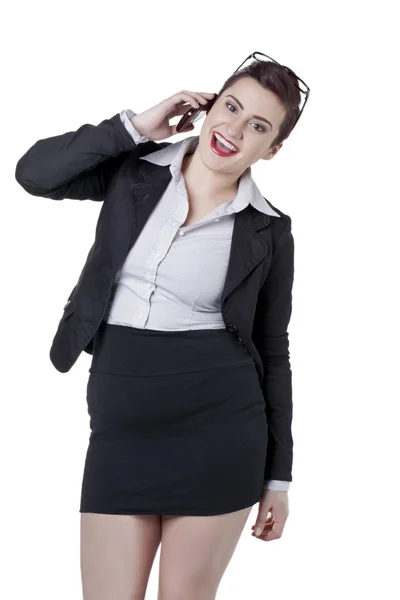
[2,0,399,598]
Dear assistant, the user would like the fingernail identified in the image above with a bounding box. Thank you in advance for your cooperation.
[255,527,262,537]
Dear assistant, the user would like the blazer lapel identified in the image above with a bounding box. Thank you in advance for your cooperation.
[128,160,272,307]
[221,207,271,307]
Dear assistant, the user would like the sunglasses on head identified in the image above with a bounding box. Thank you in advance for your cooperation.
[176,51,310,135]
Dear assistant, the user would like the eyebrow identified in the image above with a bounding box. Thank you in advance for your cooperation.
[225,94,273,130]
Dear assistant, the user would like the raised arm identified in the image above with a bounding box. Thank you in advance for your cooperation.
[15,90,215,202]
[14,111,148,202]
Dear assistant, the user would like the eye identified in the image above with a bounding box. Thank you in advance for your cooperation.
[225,102,265,133]
[253,123,265,133]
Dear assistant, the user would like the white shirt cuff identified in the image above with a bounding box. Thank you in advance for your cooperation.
[119,109,150,144]
[263,479,291,491]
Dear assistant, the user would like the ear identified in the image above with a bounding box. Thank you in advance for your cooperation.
[262,142,284,161]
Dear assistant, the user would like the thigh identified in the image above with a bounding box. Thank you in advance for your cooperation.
[158,507,253,600]
[80,513,161,600]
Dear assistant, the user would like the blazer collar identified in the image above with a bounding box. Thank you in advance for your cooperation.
[138,134,281,219]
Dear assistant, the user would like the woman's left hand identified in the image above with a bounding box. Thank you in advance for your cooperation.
[251,489,289,542]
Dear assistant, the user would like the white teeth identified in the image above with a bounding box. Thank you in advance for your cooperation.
[214,132,237,152]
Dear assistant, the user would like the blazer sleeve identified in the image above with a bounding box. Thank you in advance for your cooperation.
[14,111,144,202]
[252,216,295,483]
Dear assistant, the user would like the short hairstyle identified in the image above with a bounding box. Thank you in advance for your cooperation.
[214,60,302,148]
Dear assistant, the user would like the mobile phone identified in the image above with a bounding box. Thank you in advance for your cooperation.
[175,96,217,133]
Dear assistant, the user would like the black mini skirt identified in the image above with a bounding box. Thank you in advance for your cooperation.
[79,321,268,516]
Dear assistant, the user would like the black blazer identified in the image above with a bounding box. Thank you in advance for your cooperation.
[15,112,294,483]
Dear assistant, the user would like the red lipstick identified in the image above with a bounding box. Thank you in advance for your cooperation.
[210,132,239,157]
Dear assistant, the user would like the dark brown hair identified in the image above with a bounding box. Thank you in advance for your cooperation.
[214,60,302,148]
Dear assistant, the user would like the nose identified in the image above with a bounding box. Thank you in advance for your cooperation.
[226,127,243,141]
[226,120,244,140]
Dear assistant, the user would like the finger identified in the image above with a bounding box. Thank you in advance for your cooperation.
[251,522,274,536]
[179,91,216,108]
[251,516,273,531]
[258,530,281,542]
[181,90,215,105]
[166,103,192,120]
[252,521,283,541]
[163,94,199,118]
[166,93,213,122]
[253,519,274,530]
[198,92,217,102]
[251,515,273,528]
[262,521,284,539]
[174,92,202,109]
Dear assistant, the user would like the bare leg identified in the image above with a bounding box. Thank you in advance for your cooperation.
[80,513,162,600]
[158,506,253,600]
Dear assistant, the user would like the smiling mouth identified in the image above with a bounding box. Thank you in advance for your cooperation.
[210,132,239,156]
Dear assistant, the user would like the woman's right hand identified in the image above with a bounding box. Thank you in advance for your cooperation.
[130,90,216,141]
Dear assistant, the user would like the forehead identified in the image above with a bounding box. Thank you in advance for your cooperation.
[225,78,286,126]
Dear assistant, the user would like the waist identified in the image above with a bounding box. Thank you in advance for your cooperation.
[89,322,254,376]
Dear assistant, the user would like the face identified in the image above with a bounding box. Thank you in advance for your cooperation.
[197,76,287,176]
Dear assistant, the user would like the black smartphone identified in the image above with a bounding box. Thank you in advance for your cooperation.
[175,96,217,133]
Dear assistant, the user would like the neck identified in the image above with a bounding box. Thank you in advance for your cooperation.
[181,146,241,201]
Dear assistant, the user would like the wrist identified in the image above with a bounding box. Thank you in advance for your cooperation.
[120,109,150,144]
[130,113,152,141]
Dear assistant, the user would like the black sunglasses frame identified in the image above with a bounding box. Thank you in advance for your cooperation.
[235,51,310,134]
[175,50,310,135]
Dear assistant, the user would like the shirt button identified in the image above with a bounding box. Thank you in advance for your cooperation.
[215,218,220,222]
[179,231,185,236]
[147,282,152,288]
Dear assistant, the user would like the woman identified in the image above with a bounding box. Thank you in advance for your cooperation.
[15,55,305,599]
